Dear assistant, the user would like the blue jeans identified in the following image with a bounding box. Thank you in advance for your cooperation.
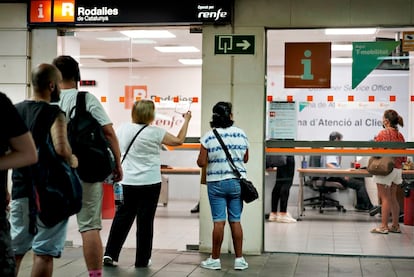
[207,178,243,222]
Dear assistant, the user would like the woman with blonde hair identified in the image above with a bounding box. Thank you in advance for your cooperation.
[103,99,191,267]
[371,109,406,234]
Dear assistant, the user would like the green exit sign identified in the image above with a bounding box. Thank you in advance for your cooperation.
[214,35,255,55]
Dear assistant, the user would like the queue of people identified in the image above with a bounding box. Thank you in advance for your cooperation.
[0,56,408,276]
[0,57,121,277]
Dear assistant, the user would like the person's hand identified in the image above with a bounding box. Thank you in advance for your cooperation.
[112,164,123,182]
[5,191,10,209]
[183,111,192,121]
[69,154,78,168]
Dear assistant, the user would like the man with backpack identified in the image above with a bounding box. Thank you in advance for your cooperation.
[10,63,78,277]
[53,55,122,277]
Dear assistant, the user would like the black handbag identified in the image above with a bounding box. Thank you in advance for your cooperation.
[212,129,258,203]
[239,178,259,203]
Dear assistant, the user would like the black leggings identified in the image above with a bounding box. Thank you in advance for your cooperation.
[104,183,161,267]
[271,156,295,213]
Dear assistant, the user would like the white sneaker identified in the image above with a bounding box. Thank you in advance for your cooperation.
[268,212,279,222]
[103,256,115,266]
[201,256,221,270]
[277,214,297,223]
[234,257,248,270]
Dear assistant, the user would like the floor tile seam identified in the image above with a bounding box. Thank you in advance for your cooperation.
[262,251,414,260]
[326,255,364,276]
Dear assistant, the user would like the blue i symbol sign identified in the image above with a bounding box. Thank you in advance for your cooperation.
[301,50,314,80]
[284,42,331,88]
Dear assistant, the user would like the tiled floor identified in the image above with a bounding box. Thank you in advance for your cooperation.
[65,200,414,258]
[66,200,200,251]
[18,247,414,277]
[17,200,414,276]
[265,209,414,257]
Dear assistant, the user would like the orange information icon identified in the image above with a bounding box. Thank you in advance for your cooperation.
[284,42,331,88]
[30,0,52,23]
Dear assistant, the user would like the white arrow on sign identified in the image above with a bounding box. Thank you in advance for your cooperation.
[236,40,251,50]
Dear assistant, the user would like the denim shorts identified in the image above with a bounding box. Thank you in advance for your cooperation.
[207,178,243,222]
[9,198,68,257]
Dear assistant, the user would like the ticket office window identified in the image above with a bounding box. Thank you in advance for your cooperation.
[266,28,412,143]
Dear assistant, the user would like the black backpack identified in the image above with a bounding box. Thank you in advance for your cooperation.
[25,103,82,230]
[33,134,83,228]
[67,91,115,182]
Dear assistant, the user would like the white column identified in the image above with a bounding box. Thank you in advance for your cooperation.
[58,35,81,61]
[31,29,59,70]
[199,25,265,255]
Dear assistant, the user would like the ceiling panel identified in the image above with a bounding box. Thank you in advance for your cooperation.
[59,27,414,68]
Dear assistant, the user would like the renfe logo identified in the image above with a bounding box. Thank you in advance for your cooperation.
[197,5,227,21]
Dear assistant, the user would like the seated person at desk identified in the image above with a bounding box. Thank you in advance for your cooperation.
[325,131,375,211]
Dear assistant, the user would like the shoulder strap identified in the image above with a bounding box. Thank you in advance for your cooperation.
[32,103,60,143]
[76,91,88,115]
[121,124,148,164]
[212,129,241,178]
[68,91,88,119]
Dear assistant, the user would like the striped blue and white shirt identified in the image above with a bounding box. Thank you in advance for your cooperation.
[200,126,249,182]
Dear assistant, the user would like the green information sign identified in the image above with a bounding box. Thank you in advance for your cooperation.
[214,35,255,54]
[352,41,400,89]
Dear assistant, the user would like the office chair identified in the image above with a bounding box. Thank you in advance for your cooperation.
[303,156,346,213]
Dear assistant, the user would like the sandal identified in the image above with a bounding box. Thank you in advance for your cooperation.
[370,227,388,234]
[389,225,401,233]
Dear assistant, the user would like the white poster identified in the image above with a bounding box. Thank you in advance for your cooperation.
[267,66,409,141]
[267,101,296,139]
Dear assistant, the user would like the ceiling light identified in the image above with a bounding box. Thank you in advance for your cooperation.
[120,30,175,38]
[78,55,106,59]
[179,59,202,65]
[325,28,377,35]
[97,37,156,44]
[154,46,199,53]
[132,39,157,44]
[331,58,353,64]
[332,44,353,51]
[97,37,130,42]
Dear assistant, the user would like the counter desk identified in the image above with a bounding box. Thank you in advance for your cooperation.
[297,168,414,219]
[160,167,200,175]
